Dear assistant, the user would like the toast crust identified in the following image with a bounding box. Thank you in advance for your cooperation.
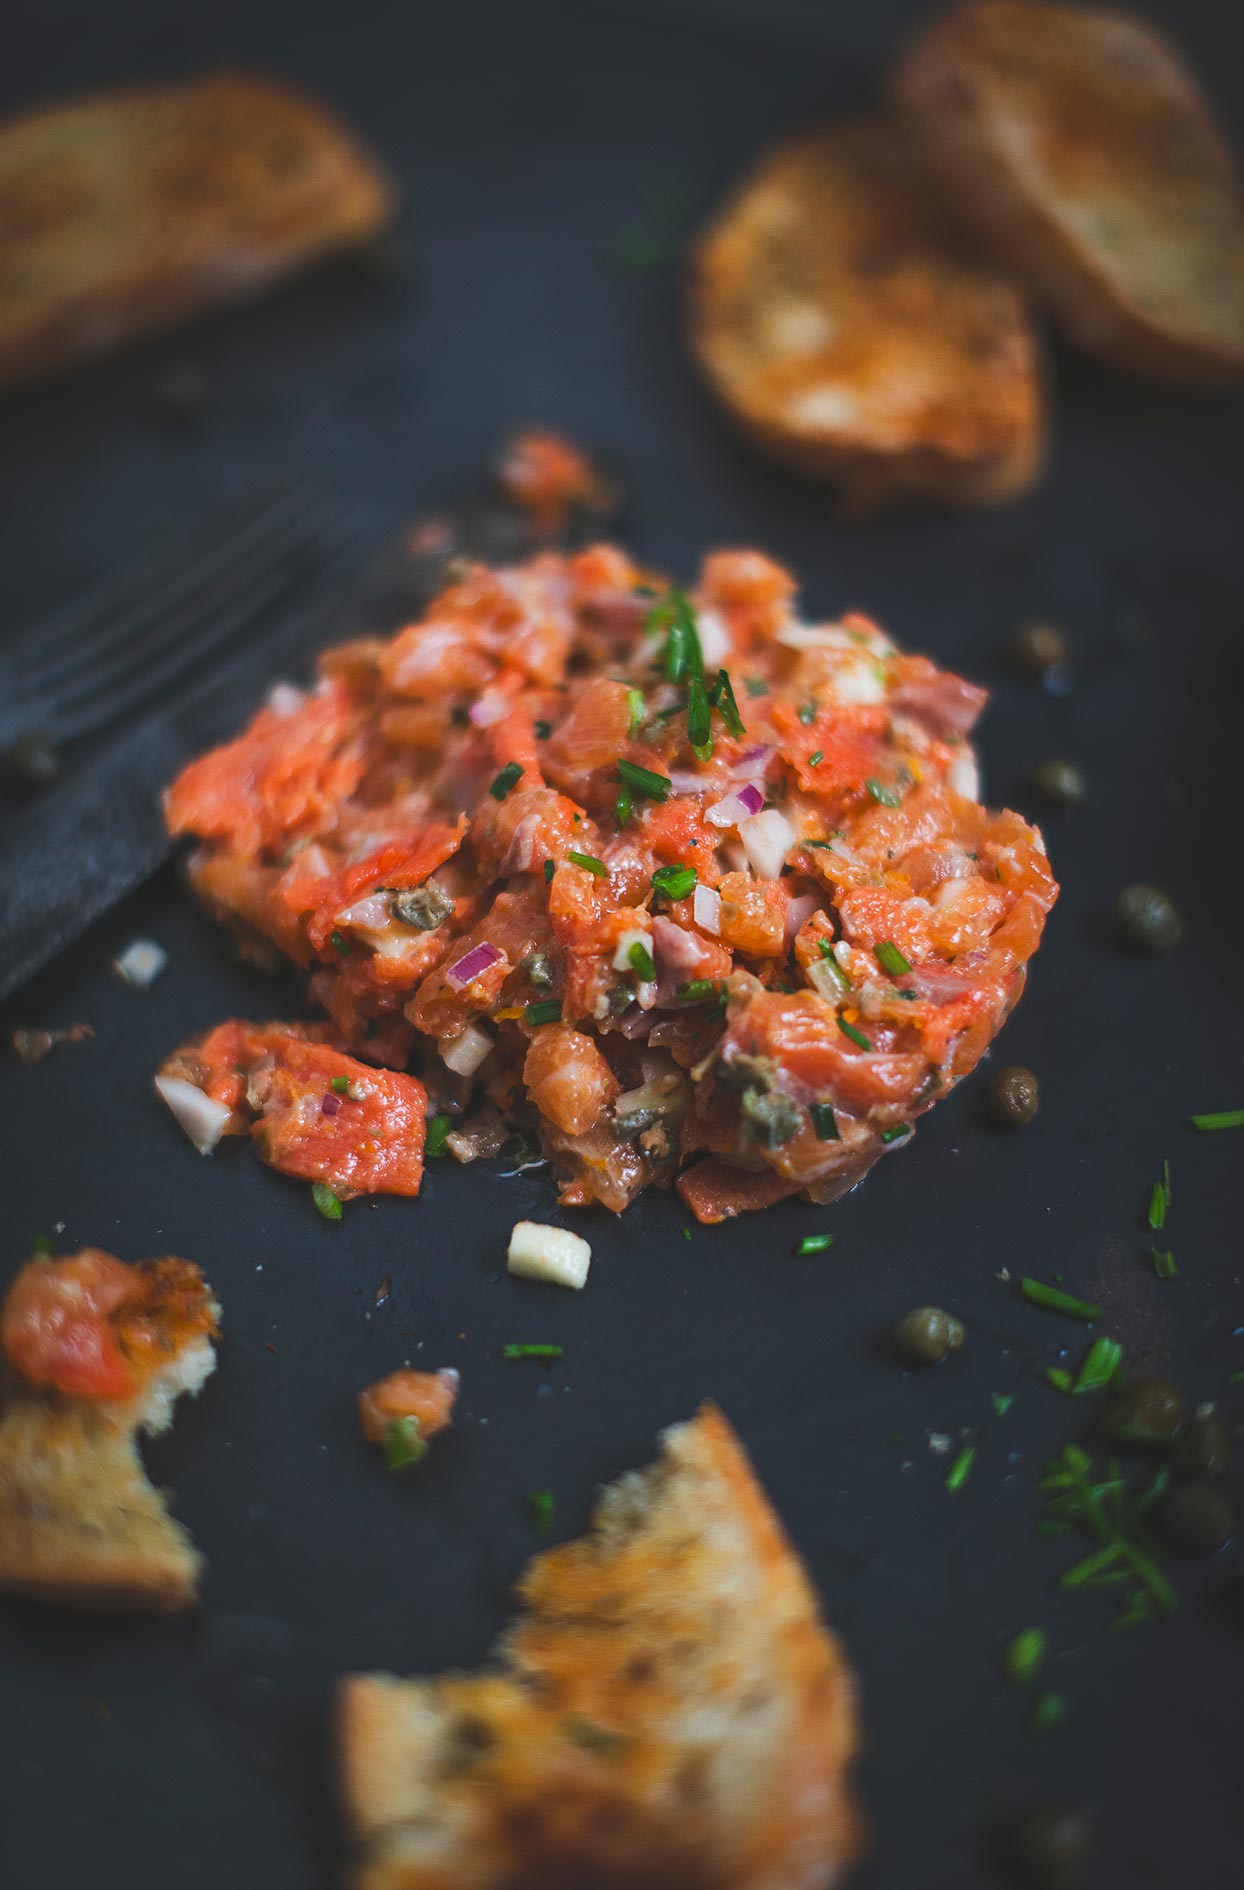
[339,1404,863,1890]
[0,69,395,389]
[688,116,1045,513]
[893,1,1244,384]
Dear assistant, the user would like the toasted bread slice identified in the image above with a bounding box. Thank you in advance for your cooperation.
[0,1252,218,1612]
[0,70,395,389]
[688,116,1045,513]
[340,1404,862,1890]
[893,1,1244,385]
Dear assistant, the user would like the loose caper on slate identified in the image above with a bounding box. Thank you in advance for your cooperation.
[1029,757,1087,808]
[1153,1480,1233,1556]
[1114,882,1182,954]
[987,1064,1040,1127]
[1103,1377,1183,1445]
[894,1306,964,1366]
[1171,1413,1232,1480]
[997,1803,1090,1889]
[1012,621,1074,689]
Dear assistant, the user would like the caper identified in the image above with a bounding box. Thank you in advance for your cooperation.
[1114,882,1182,954]
[894,1306,965,1366]
[1170,1413,1232,1480]
[391,883,454,930]
[1028,757,1087,809]
[741,1085,802,1150]
[1011,621,1074,691]
[986,1064,1039,1127]
[520,950,556,990]
[997,1803,1090,1889]
[1152,1480,1233,1556]
[1103,1376,1183,1445]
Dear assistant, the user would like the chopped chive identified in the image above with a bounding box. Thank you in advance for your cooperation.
[808,749,824,767]
[614,784,633,827]
[837,1016,871,1051]
[1046,1367,1075,1394]
[682,1227,692,1241]
[489,760,524,801]
[627,940,657,982]
[991,1392,1014,1418]
[1188,1108,1244,1131]
[626,687,645,735]
[425,1114,452,1160]
[675,977,724,1006]
[616,758,671,802]
[709,667,746,738]
[1003,1626,1047,1688]
[1228,1371,1244,1387]
[1150,1246,1177,1280]
[686,674,712,752]
[329,930,351,958]
[874,940,913,977]
[525,999,563,1027]
[1031,1691,1067,1735]
[502,1343,564,1360]
[865,776,902,808]
[534,719,552,739]
[330,1075,351,1095]
[30,1234,54,1257]
[651,864,696,901]
[795,1233,834,1256]
[649,587,704,685]
[798,701,817,725]
[805,838,835,849]
[1147,1180,1167,1231]
[311,1180,342,1221]
[1018,1278,1101,1322]
[743,675,768,698]
[383,1415,427,1471]
[809,1102,840,1141]
[543,858,555,884]
[567,849,607,876]
[1074,1335,1124,1394]
[1163,1157,1172,1203]
[945,1443,976,1493]
[880,1123,911,1144]
[526,1488,556,1532]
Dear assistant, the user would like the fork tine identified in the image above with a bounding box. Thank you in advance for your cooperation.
[1,482,326,701]
[47,510,360,744]
[40,495,347,723]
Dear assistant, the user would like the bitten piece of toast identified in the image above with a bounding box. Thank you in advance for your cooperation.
[340,1404,863,1890]
[893,1,1244,385]
[688,116,1045,513]
[0,69,395,389]
[0,1250,218,1612]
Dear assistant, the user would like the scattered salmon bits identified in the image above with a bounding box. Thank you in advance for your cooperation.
[162,544,1057,1219]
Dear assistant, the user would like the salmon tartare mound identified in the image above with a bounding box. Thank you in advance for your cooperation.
[161,544,1057,1221]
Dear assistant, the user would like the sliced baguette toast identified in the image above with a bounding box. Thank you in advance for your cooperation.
[0,70,395,389]
[0,1251,218,1612]
[688,116,1045,513]
[893,1,1244,385]
[340,1404,862,1890]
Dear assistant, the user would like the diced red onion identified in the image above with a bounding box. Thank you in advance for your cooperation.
[739,807,794,879]
[730,744,771,780]
[706,781,764,827]
[440,1021,494,1075]
[611,927,652,972]
[469,692,508,729]
[784,892,820,946]
[693,883,721,935]
[154,1075,232,1155]
[696,607,732,666]
[445,941,502,989]
[668,769,712,796]
[321,1091,342,1117]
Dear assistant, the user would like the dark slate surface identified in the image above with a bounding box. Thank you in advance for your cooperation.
[1,3,1242,1887]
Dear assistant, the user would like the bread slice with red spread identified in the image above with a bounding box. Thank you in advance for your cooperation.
[688,116,1045,512]
[893,1,1244,385]
[0,1249,218,1612]
[339,1403,863,1890]
[0,69,394,389]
